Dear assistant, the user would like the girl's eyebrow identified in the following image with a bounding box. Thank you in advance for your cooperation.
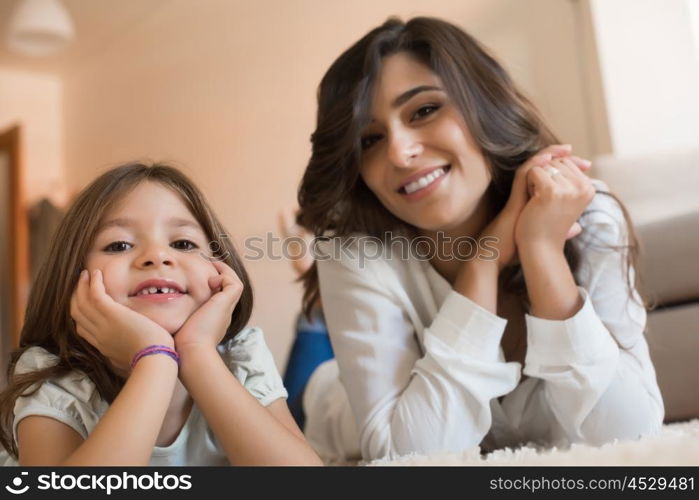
[98,217,203,232]
[168,217,203,231]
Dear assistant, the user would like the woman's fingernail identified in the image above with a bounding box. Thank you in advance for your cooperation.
[80,270,87,279]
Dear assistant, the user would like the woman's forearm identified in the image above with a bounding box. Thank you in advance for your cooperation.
[519,242,582,320]
[179,347,322,465]
[62,355,178,466]
[454,260,499,314]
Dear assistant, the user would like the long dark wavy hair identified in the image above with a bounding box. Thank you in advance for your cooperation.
[0,162,253,458]
[298,16,642,315]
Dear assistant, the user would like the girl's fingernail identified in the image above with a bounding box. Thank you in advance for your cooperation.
[81,270,87,279]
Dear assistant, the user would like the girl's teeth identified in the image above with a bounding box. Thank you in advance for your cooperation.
[138,287,180,296]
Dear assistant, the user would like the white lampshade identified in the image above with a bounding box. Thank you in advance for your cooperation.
[6,0,75,56]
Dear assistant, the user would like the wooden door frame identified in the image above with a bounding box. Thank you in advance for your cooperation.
[0,125,29,347]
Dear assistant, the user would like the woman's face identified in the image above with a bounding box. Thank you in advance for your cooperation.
[85,181,218,334]
[359,52,492,232]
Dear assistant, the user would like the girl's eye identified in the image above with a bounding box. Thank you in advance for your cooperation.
[360,134,383,151]
[411,104,440,121]
[103,241,132,253]
[171,239,199,251]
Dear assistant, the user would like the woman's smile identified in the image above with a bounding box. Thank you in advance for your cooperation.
[397,164,451,201]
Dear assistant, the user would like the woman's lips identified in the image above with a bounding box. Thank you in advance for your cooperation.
[399,165,451,201]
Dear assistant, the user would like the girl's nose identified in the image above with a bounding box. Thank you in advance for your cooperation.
[137,245,174,268]
[387,129,424,168]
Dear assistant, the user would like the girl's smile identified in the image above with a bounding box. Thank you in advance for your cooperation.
[130,278,188,303]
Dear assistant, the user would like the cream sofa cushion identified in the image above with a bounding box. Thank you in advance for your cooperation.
[646,303,699,421]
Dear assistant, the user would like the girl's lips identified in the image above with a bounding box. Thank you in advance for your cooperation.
[400,165,451,201]
[131,293,185,304]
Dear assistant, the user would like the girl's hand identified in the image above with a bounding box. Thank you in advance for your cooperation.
[173,260,244,354]
[478,145,590,270]
[70,269,174,373]
[514,157,596,252]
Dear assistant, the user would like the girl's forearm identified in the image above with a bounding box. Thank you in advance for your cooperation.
[62,355,178,466]
[179,347,322,466]
[519,242,583,320]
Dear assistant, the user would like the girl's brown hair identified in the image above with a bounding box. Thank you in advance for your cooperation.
[298,16,642,314]
[0,162,253,458]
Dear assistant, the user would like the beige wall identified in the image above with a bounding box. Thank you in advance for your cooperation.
[0,68,64,206]
[590,0,699,156]
[61,0,595,367]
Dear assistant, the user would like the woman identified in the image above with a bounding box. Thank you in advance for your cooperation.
[294,17,663,462]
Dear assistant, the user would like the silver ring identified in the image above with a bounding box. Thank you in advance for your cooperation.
[545,166,561,178]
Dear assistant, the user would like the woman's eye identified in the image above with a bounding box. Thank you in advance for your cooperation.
[103,241,132,253]
[171,239,198,251]
[411,104,440,121]
[360,134,383,151]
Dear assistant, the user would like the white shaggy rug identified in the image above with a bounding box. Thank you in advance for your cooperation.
[370,420,699,466]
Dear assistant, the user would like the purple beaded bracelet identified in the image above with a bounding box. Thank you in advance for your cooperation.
[130,345,179,371]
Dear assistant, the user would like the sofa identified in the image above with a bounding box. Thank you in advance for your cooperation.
[592,149,699,422]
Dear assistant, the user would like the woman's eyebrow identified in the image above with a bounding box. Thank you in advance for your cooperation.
[392,85,443,108]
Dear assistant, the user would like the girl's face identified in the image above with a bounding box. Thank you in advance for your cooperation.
[85,181,218,334]
[359,52,492,232]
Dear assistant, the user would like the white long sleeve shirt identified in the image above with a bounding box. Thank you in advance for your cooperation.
[303,180,664,462]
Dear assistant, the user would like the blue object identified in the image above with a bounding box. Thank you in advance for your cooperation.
[283,309,333,430]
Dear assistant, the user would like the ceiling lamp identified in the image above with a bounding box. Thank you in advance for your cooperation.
[6,0,75,56]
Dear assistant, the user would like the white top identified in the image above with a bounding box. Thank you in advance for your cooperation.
[303,180,664,462]
[1,327,287,466]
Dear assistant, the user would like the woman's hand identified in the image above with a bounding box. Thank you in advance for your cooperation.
[70,269,174,374]
[277,207,315,278]
[173,260,244,355]
[515,157,596,252]
[478,145,590,271]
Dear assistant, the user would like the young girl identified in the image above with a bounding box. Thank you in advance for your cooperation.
[0,163,322,466]
[292,17,664,462]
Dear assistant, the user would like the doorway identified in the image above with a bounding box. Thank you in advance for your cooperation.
[0,125,29,387]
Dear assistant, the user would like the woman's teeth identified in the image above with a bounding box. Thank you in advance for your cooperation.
[137,287,180,296]
[403,167,447,194]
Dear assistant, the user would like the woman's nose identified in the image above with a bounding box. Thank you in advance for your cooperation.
[387,129,424,168]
